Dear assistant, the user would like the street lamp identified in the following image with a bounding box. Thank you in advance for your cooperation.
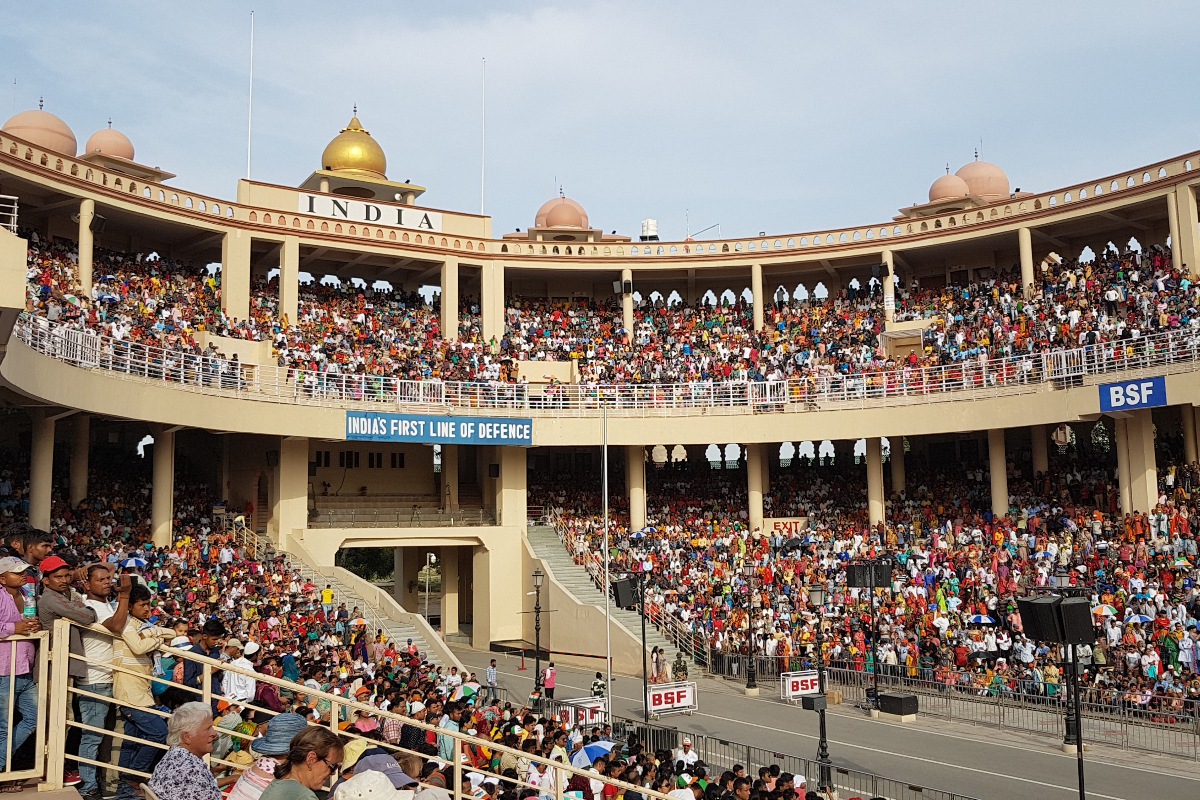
[807,584,831,791]
[532,568,545,700]
[743,561,758,694]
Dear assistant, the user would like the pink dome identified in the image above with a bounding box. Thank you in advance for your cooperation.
[535,197,588,229]
[928,173,970,202]
[1,108,77,155]
[955,160,1009,201]
[84,125,135,160]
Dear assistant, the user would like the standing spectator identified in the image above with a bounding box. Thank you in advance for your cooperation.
[113,583,175,800]
[147,702,220,800]
[182,619,227,709]
[485,659,499,704]
[0,556,40,779]
[542,663,556,700]
[77,565,132,800]
[223,639,257,704]
[591,672,607,698]
[320,586,334,618]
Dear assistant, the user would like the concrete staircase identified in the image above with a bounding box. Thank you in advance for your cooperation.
[322,571,438,658]
[526,525,673,654]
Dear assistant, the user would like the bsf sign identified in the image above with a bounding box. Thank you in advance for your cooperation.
[646,681,697,716]
[1099,376,1166,412]
[781,670,820,701]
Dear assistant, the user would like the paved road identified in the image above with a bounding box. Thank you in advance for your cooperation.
[451,647,1200,800]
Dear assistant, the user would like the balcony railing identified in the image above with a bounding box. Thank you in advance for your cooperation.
[308,506,496,528]
[15,313,1200,416]
[0,195,17,233]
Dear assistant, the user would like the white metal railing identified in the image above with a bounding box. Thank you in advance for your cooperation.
[0,195,17,234]
[16,313,1200,415]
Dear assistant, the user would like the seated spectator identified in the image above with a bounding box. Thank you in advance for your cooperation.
[147,701,220,800]
[259,726,345,800]
[226,713,311,800]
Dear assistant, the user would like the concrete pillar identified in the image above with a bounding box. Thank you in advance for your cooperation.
[1125,409,1159,513]
[1176,185,1200,276]
[1114,417,1133,515]
[1183,406,1198,464]
[889,437,905,494]
[866,438,884,528]
[28,410,54,532]
[1194,407,1200,465]
[751,263,764,331]
[626,445,646,531]
[220,229,252,320]
[279,235,300,326]
[440,546,459,635]
[496,445,526,528]
[471,538,522,648]
[759,442,771,497]
[686,269,697,306]
[747,443,764,533]
[1030,424,1049,476]
[441,444,459,510]
[988,429,1008,519]
[69,414,89,508]
[392,548,405,607]
[621,268,634,338]
[1019,227,1034,299]
[441,258,459,341]
[151,426,176,548]
[1168,190,1182,272]
[277,436,308,550]
[480,261,505,345]
[77,198,95,294]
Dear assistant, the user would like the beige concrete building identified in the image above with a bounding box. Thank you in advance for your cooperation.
[2,105,1200,666]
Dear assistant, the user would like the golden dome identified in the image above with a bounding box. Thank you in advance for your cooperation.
[535,196,588,229]
[321,115,386,179]
[2,107,77,155]
[84,122,135,161]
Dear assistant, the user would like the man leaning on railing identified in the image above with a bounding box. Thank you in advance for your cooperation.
[77,564,133,800]
[0,556,40,783]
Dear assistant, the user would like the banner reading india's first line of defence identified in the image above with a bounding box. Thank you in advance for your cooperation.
[345,411,533,445]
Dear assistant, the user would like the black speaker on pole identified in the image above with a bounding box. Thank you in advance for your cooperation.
[846,563,869,588]
[871,561,893,588]
[89,213,107,234]
[1058,597,1096,645]
[1017,595,1063,642]
[612,578,637,608]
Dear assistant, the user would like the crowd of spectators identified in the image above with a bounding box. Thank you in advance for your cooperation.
[23,230,1200,391]
[539,437,1200,719]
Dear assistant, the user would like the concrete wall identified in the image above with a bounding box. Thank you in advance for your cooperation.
[310,441,436,496]
[195,331,274,366]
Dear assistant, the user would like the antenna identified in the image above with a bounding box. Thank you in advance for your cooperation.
[481,57,486,215]
[10,78,14,118]
[246,10,255,179]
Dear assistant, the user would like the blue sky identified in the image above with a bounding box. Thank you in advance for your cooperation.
[3,1,1199,242]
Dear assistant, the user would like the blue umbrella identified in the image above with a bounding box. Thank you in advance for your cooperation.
[966,614,995,624]
[1125,614,1152,624]
[571,741,617,768]
[120,557,148,568]
[1032,551,1053,559]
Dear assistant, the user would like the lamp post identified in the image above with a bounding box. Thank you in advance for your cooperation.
[1052,570,1079,752]
[424,551,436,621]
[808,584,831,791]
[532,568,545,701]
[743,561,758,694]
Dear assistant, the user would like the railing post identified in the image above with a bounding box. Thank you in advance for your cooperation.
[452,736,463,800]
[44,623,70,789]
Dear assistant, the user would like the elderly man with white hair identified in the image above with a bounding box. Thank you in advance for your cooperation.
[148,702,221,800]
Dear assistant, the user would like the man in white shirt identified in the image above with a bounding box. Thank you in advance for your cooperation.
[223,639,258,703]
[673,737,699,767]
[78,565,132,800]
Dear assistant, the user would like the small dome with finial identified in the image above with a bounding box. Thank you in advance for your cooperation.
[320,107,387,179]
[929,163,970,201]
[1,97,77,155]
[84,119,135,161]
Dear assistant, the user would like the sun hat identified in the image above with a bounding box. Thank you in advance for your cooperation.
[332,769,413,800]
[250,712,310,756]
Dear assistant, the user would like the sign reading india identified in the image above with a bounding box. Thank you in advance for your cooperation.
[1098,376,1166,412]
[345,411,532,445]
[298,194,443,233]
[764,517,808,535]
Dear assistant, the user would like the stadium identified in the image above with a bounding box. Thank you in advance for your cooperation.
[1,22,1199,800]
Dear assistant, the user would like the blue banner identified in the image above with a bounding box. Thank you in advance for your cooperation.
[1098,376,1167,412]
[345,411,533,445]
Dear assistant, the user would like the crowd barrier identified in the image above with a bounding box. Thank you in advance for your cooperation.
[17,314,1200,416]
[542,699,980,800]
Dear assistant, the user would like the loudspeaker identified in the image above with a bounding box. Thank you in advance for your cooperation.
[612,578,637,608]
[266,450,279,468]
[877,692,918,716]
[1058,597,1096,645]
[613,280,623,294]
[488,463,500,478]
[89,213,107,234]
[622,279,633,294]
[846,563,870,588]
[870,561,892,588]
[1017,595,1063,642]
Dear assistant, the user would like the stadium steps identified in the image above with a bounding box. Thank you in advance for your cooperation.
[526,525,673,654]
[324,572,436,655]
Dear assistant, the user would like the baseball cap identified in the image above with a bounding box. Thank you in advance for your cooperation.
[226,639,244,651]
[0,557,30,576]
[409,701,427,714]
[39,555,71,574]
[244,640,261,656]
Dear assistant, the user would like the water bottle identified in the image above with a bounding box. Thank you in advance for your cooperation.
[20,584,36,619]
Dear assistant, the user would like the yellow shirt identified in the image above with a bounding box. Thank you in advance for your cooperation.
[112,618,174,708]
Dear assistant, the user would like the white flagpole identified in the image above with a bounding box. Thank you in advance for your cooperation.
[480,57,486,215]
[246,10,255,179]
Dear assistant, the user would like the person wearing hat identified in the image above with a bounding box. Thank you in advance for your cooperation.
[225,639,258,704]
[227,712,310,800]
[330,770,410,800]
[0,556,40,779]
[673,738,698,767]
